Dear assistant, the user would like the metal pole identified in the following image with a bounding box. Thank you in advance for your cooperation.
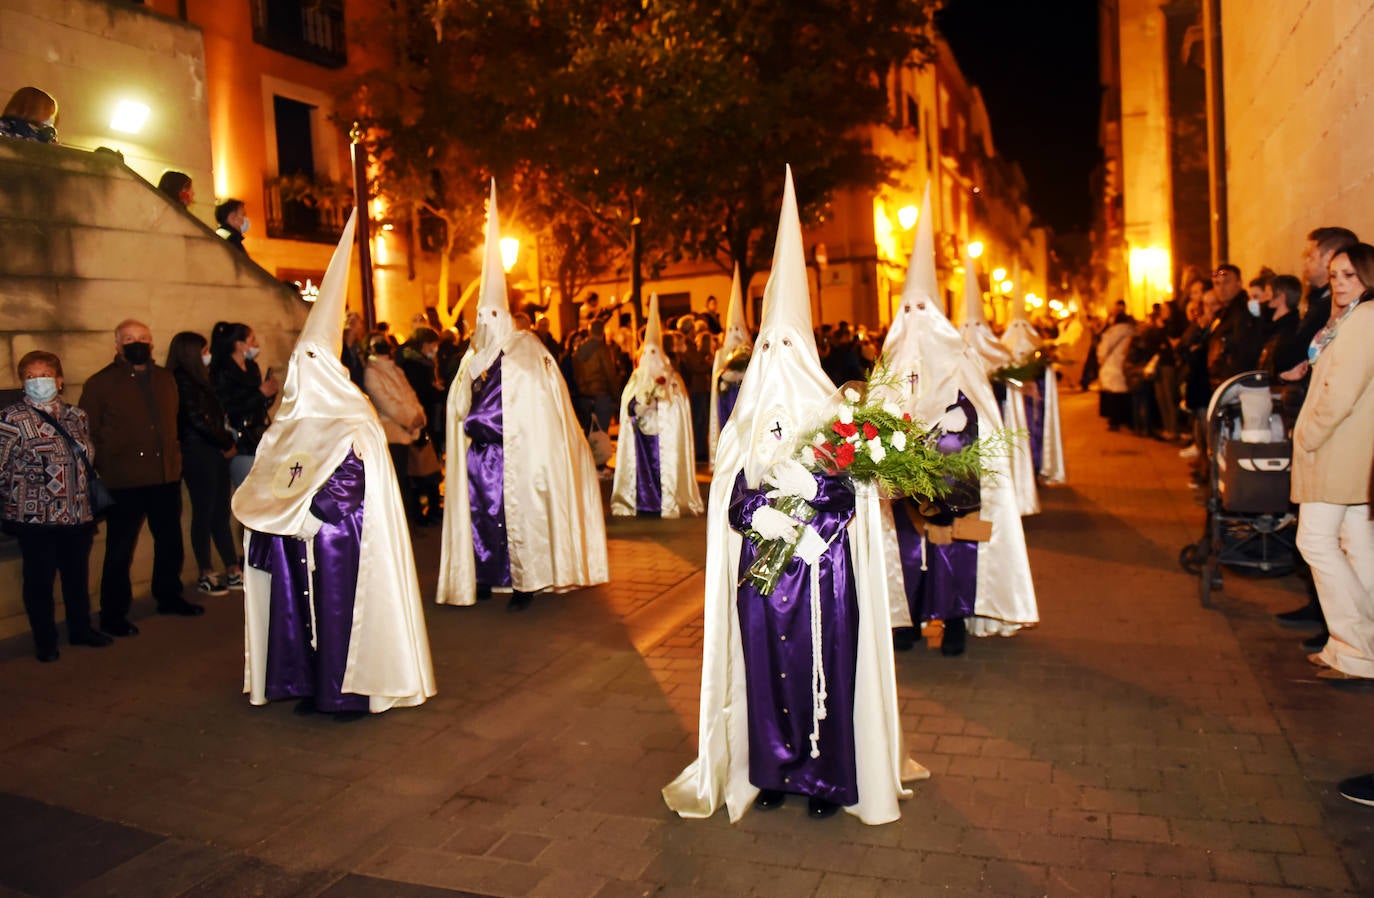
[350,123,377,331]
[630,205,644,323]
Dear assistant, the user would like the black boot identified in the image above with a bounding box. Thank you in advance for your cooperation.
[507,590,533,612]
[941,617,967,657]
[892,627,918,652]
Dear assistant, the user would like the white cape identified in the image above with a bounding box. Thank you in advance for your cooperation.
[999,384,1042,516]
[1038,370,1067,484]
[437,331,609,605]
[611,370,703,518]
[661,427,925,826]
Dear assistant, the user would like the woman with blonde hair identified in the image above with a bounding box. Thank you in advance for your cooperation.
[0,86,58,143]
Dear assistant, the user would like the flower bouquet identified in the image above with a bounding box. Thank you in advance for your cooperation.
[632,376,670,435]
[990,346,1055,390]
[718,345,751,389]
[742,371,1011,595]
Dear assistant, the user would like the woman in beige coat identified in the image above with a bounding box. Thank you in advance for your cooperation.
[1293,243,1374,680]
[363,337,426,501]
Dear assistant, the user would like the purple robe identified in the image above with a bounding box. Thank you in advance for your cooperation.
[718,383,740,433]
[730,470,858,806]
[628,398,662,515]
[894,393,980,623]
[466,356,511,587]
[1025,374,1046,473]
[246,450,368,713]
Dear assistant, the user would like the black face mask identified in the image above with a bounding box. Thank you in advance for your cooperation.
[122,342,152,365]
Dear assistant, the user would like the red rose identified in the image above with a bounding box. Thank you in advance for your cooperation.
[902,413,912,422]
[835,442,856,468]
[655,376,666,385]
[832,420,858,438]
[862,422,878,440]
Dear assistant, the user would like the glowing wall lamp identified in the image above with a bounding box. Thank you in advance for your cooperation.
[500,237,520,273]
[991,267,1007,283]
[897,205,919,230]
[110,100,150,134]
[966,240,985,259]
[1000,279,1014,294]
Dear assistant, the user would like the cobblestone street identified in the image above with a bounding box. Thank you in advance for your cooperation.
[1,391,1372,898]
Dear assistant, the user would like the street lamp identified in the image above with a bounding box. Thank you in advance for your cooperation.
[110,100,150,134]
[1000,279,1014,294]
[992,267,1007,283]
[967,240,985,259]
[897,205,919,230]
[500,237,520,273]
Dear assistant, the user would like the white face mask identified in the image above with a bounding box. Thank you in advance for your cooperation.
[1247,299,1262,317]
[25,377,59,403]
[239,216,251,235]
[202,352,212,367]
[244,345,260,361]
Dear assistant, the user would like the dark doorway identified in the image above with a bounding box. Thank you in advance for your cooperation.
[273,96,315,178]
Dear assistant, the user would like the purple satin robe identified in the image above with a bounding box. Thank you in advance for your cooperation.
[718,383,740,433]
[894,393,980,623]
[465,356,512,587]
[730,470,859,806]
[246,450,368,713]
[1025,374,1046,473]
[628,398,662,515]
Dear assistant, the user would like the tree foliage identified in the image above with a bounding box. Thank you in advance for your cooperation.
[342,0,939,323]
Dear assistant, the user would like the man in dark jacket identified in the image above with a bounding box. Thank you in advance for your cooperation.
[572,320,619,433]
[80,320,203,635]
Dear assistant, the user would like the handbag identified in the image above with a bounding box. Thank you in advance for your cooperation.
[587,414,614,467]
[30,405,117,518]
[407,437,442,478]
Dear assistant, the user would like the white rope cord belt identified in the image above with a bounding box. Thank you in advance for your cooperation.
[304,538,318,651]
[795,524,839,760]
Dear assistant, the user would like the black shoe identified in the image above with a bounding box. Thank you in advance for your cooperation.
[475,584,493,601]
[1276,602,1325,628]
[70,630,113,648]
[892,627,918,652]
[331,710,369,722]
[941,617,967,657]
[35,647,60,663]
[1303,631,1330,652]
[1338,774,1374,806]
[102,619,139,637]
[293,698,317,716]
[754,789,786,811]
[807,797,839,819]
[507,591,533,612]
[157,599,205,617]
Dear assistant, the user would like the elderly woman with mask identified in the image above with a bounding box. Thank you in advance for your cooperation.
[0,352,113,660]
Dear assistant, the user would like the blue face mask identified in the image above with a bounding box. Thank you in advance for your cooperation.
[24,377,58,403]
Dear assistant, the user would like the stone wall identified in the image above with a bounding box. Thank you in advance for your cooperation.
[1221,0,1374,274]
[0,138,307,639]
[0,0,217,228]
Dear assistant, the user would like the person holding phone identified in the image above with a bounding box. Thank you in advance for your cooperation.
[209,322,279,488]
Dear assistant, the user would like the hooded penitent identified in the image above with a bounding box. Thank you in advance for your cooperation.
[961,254,1039,516]
[876,184,1038,639]
[233,210,436,713]
[437,181,608,605]
[662,167,924,827]
[707,265,753,464]
[611,293,704,518]
[1001,283,1067,486]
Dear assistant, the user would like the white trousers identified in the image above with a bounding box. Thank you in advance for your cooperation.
[1298,502,1374,677]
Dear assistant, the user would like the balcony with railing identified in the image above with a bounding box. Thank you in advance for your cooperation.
[251,0,347,68]
[263,174,352,244]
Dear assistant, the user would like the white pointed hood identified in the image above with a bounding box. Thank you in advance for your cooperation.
[633,293,674,386]
[879,184,968,424]
[468,179,513,377]
[727,167,834,487]
[1002,260,1041,361]
[959,251,1012,375]
[721,265,752,355]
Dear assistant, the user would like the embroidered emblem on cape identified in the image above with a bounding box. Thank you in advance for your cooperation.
[753,406,794,467]
[272,451,317,499]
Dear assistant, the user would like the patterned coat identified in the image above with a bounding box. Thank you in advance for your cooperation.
[0,399,94,526]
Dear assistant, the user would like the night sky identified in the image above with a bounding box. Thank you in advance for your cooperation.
[937,0,1101,235]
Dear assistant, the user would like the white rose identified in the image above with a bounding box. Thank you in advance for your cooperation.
[799,445,817,467]
[838,405,854,425]
[867,437,886,463]
[843,388,862,403]
[882,401,903,418]
[890,430,907,451]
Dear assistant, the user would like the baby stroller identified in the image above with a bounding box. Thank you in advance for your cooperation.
[1178,371,1299,606]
